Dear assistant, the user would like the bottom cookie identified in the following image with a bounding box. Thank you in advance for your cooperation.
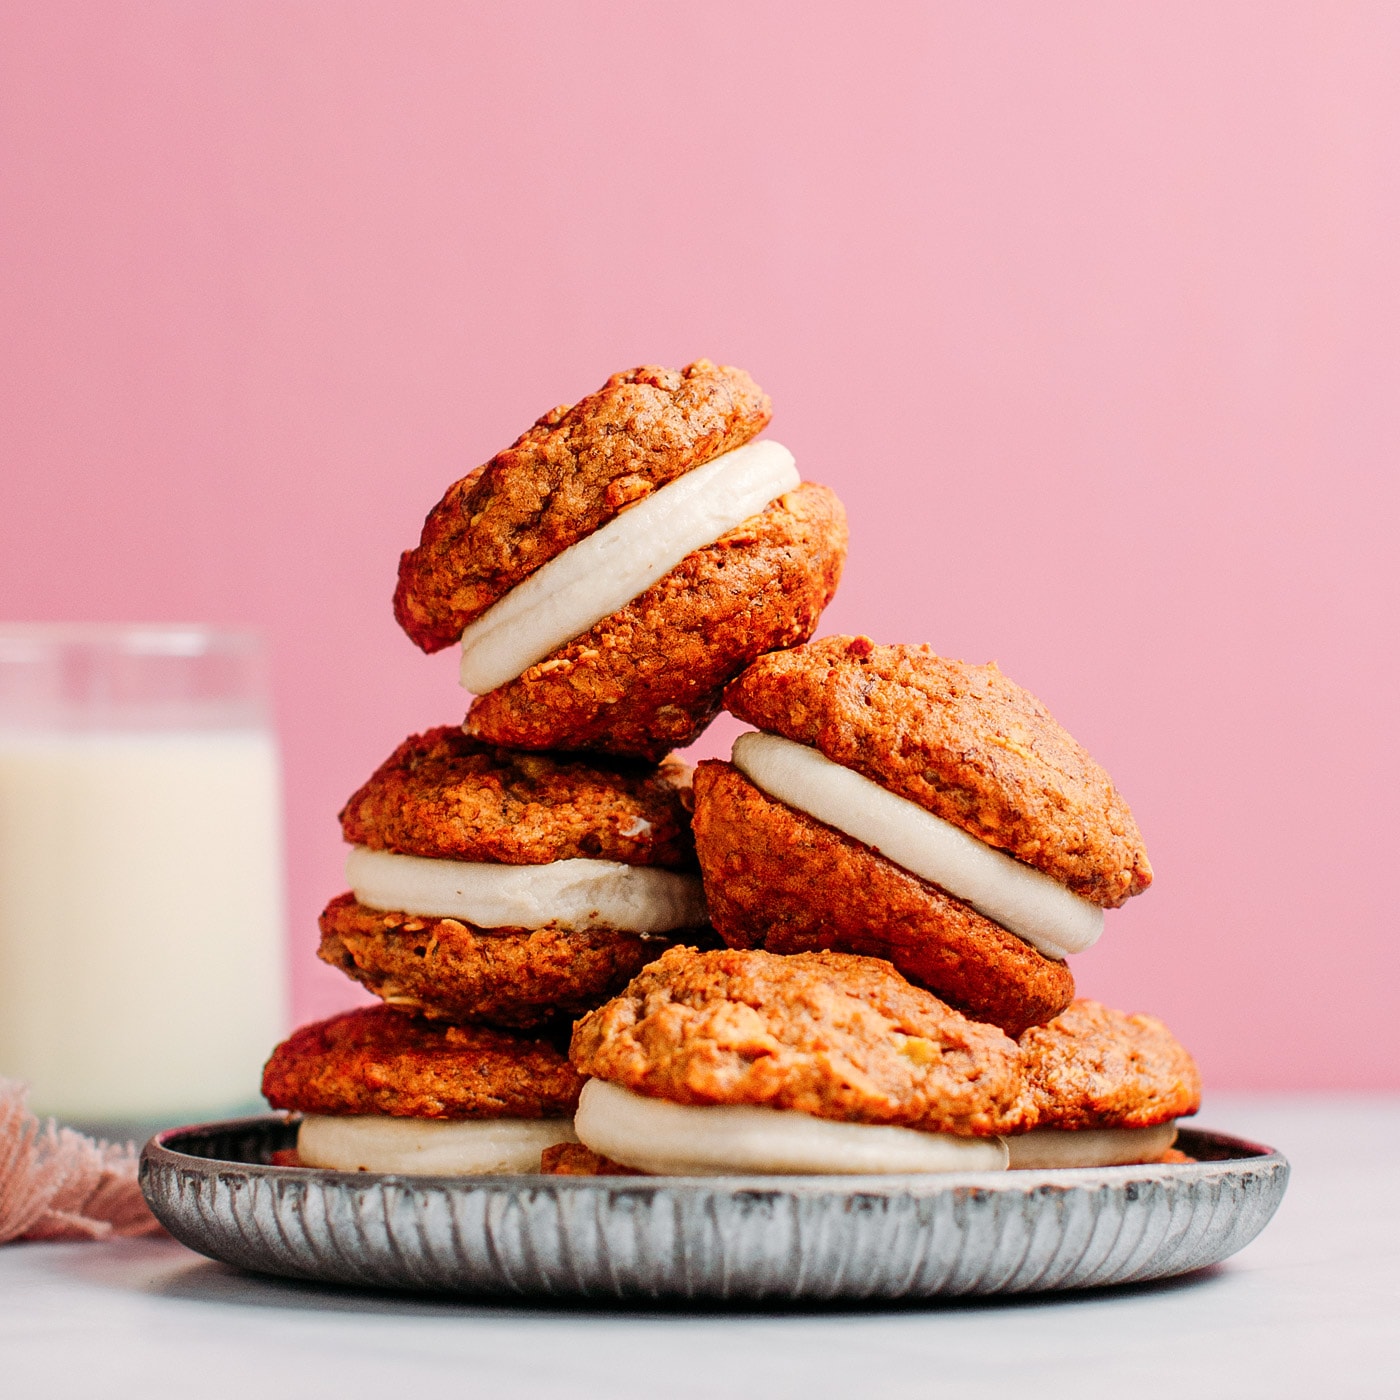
[319,892,710,1029]
[692,761,1075,1036]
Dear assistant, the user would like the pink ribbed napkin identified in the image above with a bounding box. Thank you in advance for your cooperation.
[0,1078,163,1243]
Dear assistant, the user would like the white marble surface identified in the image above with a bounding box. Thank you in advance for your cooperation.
[3,1096,1397,1399]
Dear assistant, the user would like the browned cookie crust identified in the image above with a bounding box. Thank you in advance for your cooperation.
[395,361,772,652]
[570,946,1030,1136]
[318,892,709,1030]
[466,483,847,762]
[1157,1147,1195,1164]
[1017,1000,1201,1130]
[692,761,1074,1036]
[724,636,1152,907]
[539,1142,647,1176]
[340,727,695,868]
[261,1005,582,1120]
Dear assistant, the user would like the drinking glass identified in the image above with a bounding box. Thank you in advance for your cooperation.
[0,625,288,1124]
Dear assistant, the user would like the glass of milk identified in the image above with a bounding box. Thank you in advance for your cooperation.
[0,625,288,1126]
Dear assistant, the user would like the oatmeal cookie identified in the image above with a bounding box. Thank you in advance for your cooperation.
[724,636,1152,906]
[339,727,695,867]
[318,892,710,1029]
[691,761,1074,1036]
[465,483,847,761]
[395,361,771,652]
[570,946,1031,1136]
[261,1005,582,1120]
[1018,1000,1201,1129]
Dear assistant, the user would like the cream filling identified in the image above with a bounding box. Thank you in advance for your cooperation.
[458,438,800,695]
[573,1078,1008,1176]
[297,1114,577,1175]
[346,846,706,932]
[1005,1122,1178,1170]
[731,732,1103,959]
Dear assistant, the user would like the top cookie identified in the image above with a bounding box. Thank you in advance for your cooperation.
[339,726,696,868]
[569,946,1030,1136]
[724,636,1151,906]
[394,361,772,652]
[1018,999,1201,1130]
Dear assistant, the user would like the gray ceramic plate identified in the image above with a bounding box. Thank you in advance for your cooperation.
[140,1116,1287,1301]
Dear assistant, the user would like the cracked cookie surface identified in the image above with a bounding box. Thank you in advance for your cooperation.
[262,1005,583,1120]
[1017,1000,1201,1130]
[318,892,711,1030]
[339,727,696,868]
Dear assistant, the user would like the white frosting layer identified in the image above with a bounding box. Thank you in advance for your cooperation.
[731,732,1103,959]
[573,1078,1008,1176]
[458,439,800,695]
[346,846,706,932]
[1006,1122,1178,1170]
[297,1114,576,1175]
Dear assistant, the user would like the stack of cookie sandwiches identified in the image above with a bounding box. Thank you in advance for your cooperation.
[261,361,851,1172]
[261,356,1200,1180]
[261,734,714,1174]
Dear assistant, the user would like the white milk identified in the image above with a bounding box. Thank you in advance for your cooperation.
[0,728,287,1120]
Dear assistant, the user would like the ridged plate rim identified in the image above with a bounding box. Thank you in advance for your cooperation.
[140,1115,1289,1302]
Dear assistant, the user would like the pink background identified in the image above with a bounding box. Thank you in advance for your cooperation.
[3,4,1396,1088]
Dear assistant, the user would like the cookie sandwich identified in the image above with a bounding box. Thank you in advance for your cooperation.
[562,948,1199,1176]
[1007,999,1200,1168]
[568,947,1024,1175]
[262,1006,582,1174]
[394,361,848,759]
[325,727,710,1029]
[693,636,1153,1035]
